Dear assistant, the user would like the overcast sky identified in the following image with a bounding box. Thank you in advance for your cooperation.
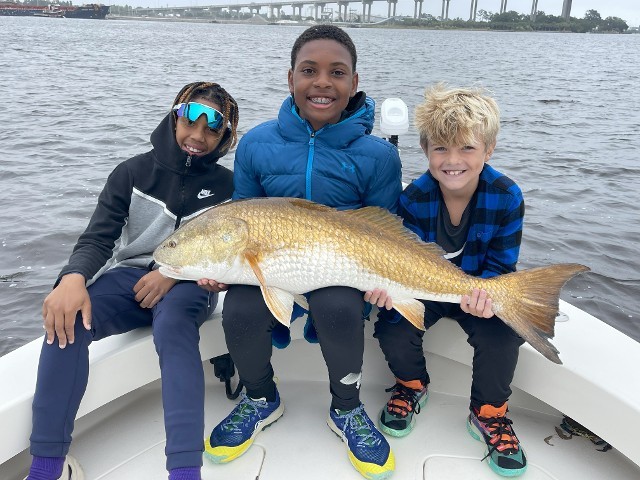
[123,0,640,27]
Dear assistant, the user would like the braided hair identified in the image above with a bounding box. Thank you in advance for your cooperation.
[172,82,239,153]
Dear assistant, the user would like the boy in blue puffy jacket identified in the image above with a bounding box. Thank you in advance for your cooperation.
[201,25,401,480]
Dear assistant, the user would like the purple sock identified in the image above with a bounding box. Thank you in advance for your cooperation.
[168,466,201,480]
[27,456,65,480]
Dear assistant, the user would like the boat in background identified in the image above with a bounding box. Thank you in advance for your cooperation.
[0,2,109,19]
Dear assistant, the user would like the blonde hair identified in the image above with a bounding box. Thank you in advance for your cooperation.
[414,83,500,150]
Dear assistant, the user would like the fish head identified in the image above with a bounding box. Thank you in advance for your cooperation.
[153,214,249,281]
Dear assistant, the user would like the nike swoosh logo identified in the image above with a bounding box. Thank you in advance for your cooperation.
[197,191,215,199]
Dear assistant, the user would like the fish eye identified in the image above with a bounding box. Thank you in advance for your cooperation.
[221,233,232,243]
[168,240,177,248]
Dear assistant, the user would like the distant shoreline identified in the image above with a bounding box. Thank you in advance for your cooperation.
[105,15,637,33]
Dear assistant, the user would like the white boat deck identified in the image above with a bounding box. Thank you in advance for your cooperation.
[1,300,640,479]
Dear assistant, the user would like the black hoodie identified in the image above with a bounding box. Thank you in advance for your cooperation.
[58,112,234,285]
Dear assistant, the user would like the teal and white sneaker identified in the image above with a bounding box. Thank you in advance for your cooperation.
[379,379,428,437]
[204,390,284,464]
[467,403,527,477]
[327,404,395,480]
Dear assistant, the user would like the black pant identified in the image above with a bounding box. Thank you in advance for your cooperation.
[222,284,365,410]
[374,301,525,409]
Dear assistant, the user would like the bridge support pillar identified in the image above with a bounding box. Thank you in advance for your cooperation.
[313,2,326,20]
[361,0,372,23]
[337,1,349,21]
[561,0,572,20]
[386,0,396,18]
[441,0,450,20]
[413,0,422,19]
[469,0,478,20]
[530,0,538,21]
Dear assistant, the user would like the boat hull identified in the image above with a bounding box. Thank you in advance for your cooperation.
[2,310,639,479]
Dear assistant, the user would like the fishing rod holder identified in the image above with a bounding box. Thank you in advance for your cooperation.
[380,97,409,147]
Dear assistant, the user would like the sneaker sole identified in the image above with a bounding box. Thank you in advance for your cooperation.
[326,415,395,480]
[378,391,429,438]
[466,416,527,478]
[63,455,85,480]
[203,401,285,464]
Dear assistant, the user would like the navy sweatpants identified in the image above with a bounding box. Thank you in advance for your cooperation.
[374,301,525,409]
[29,267,215,470]
[222,285,365,411]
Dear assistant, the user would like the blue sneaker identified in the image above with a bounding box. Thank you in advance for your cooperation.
[467,403,527,477]
[327,404,395,480]
[204,390,284,464]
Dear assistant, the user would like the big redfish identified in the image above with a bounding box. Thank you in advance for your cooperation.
[153,197,589,364]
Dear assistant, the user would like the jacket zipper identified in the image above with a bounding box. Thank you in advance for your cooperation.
[174,155,192,229]
[305,132,315,200]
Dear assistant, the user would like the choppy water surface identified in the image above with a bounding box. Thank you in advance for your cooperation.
[1,18,639,356]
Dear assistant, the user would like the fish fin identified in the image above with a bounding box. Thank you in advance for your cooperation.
[345,207,445,257]
[288,198,334,212]
[294,294,309,311]
[243,250,294,327]
[392,299,426,331]
[244,249,266,286]
[488,263,590,364]
[261,286,294,327]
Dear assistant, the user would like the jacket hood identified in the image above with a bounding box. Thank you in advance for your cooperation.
[150,112,232,175]
[278,92,375,149]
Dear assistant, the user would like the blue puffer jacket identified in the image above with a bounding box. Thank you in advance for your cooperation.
[232,93,402,213]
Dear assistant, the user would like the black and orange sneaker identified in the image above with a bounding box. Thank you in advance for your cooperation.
[378,379,428,437]
[467,403,527,477]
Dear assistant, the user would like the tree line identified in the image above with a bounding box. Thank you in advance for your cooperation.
[403,9,629,33]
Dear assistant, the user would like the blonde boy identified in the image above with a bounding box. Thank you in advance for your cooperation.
[373,84,527,477]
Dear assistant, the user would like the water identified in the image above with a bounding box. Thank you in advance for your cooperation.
[1,18,639,357]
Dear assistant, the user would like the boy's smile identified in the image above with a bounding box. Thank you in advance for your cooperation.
[174,98,224,157]
[424,137,495,199]
[288,39,358,132]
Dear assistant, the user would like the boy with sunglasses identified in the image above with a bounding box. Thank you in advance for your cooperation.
[25,82,239,480]
[201,26,402,480]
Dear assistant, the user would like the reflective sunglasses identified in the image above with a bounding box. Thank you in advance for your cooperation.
[173,102,224,130]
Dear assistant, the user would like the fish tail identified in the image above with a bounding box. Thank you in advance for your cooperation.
[489,263,590,364]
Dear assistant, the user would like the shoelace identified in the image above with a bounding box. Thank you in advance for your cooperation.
[338,405,381,448]
[384,383,423,418]
[223,393,268,433]
[478,414,520,460]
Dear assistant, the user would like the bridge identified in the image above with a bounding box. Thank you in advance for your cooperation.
[125,0,574,24]
[455,0,573,22]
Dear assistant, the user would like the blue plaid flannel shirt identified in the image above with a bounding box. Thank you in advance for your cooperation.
[381,163,525,323]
